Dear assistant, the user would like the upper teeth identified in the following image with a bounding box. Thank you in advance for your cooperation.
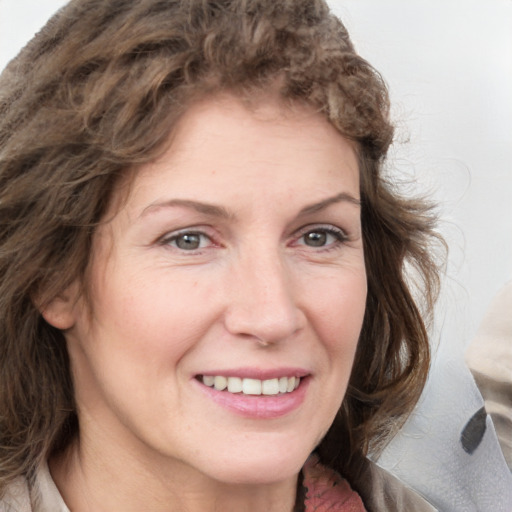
[202,375,300,395]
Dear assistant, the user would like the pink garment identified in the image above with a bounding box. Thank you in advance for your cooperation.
[303,455,367,512]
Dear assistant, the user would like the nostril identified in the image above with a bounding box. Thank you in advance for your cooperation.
[223,296,301,337]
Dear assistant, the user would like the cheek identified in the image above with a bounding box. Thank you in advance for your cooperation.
[304,267,367,406]
[95,269,220,362]
[301,270,367,442]
[309,270,367,347]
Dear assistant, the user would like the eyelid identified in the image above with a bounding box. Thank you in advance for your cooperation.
[157,226,217,250]
[294,224,349,241]
[288,224,351,253]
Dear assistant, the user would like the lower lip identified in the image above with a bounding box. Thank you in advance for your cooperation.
[195,378,310,419]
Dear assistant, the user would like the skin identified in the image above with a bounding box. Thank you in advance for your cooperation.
[44,94,367,512]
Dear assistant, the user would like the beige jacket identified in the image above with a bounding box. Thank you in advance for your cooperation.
[0,459,436,512]
[466,282,512,470]
[357,459,437,512]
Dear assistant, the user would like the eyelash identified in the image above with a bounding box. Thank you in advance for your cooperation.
[294,225,349,251]
[159,230,214,251]
[158,224,349,253]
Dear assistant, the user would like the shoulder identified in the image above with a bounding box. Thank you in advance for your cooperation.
[356,458,438,512]
[1,465,68,512]
[0,477,32,512]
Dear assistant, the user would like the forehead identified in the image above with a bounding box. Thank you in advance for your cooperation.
[114,93,360,219]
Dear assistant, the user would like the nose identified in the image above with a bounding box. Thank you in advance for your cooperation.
[223,250,305,345]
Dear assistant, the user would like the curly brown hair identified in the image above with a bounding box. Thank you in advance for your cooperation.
[0,0,442,495]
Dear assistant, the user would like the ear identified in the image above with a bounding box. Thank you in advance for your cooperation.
[39,283,80,331]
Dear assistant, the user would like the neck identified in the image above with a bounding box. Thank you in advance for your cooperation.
[49,437,299,512]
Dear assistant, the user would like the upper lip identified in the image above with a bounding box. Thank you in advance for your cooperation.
[196,367,310,380]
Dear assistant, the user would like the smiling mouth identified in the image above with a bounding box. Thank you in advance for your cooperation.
[198,375,301,396]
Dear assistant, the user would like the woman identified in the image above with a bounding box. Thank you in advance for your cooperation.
[0,0,442,510]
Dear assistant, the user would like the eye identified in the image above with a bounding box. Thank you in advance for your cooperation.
[297,226,347,248]
[303,231,329,247]
[163,231,212,251]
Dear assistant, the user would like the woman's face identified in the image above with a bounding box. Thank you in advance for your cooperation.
[52,95,367,486]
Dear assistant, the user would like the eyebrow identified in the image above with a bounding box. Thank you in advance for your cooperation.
[298,192,361,216]
[140,199,233,220]
[140,191,360,220]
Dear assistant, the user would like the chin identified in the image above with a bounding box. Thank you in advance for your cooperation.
[200,440,313,486]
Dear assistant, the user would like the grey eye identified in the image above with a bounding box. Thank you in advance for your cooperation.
[303,231,328,247]
[174,233,203,250]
